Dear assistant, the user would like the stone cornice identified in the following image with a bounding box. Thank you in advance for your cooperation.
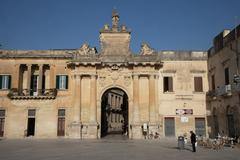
[0,50,73,59]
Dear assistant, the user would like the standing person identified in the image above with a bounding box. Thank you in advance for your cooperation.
[190,131,196,152]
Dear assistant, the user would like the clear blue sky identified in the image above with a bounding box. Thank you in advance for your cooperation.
[0,0,240,53]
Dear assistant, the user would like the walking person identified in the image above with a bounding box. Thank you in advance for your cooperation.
[190,131,196,152]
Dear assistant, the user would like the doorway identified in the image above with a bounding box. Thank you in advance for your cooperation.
[164,117,175,137]
[101,88,128,138]
[0,110,5,137]
[27,118,35,136]
[0,118,4,137]
[227,106,235,137]
[57,109,65,136]
[27,109,36,137]
[195,118,206,136]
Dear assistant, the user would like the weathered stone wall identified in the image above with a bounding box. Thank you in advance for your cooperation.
[159,59,208,137]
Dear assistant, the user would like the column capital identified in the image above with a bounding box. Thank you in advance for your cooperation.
[14,64,21,67]
[132,74,139,79]
[149,74,155,79]
[75,75,81,79]
[90,74,97,78]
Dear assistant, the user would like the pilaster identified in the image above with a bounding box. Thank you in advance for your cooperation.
[27,64,32,95]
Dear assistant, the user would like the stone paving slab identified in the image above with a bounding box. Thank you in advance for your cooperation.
[0,138,239,160]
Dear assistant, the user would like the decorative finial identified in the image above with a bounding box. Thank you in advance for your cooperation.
[140,42,155,55]
[112,9,119,32]
[112,8,119,18]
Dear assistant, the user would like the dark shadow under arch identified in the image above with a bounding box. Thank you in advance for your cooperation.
[101,87,128,138]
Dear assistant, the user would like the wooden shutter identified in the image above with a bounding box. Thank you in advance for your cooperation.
[57,117,65,136]
[225,68,229,85]
[65,76,68,89]
[194,77,203,92]
[8,75,11,89]
[211,75,215,90]
[0,75,2,89]
[163,77,168,92]
[56,76,59,89]
[168,77,173,92]
[42,75,45,90]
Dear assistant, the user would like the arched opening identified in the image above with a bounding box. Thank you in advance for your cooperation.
[213,108,219,137]
[227,106,235,137]
[101,87,128,138]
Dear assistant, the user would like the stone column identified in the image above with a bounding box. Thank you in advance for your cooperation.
[38,64,43,95]
[133,74,140,122]
[74,75,81,122]
[69,75,81,139]
[18,65,23,93]
[90,75,97,122]
[49,65,55,89]
[12,64,20,89]
[149,74,156,123]
[132,74,142,139]
[87,74,98,139]
[27,64,32,95]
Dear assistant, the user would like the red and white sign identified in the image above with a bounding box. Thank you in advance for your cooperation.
[176,109,193,115]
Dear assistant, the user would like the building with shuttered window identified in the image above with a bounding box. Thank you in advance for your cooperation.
[207,25,240,138]
[0,11,208,139]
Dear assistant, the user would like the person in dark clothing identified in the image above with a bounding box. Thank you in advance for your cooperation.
[190,131,196,152]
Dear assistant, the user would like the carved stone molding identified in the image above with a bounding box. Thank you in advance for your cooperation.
[140,43,155,55]
[98,76,106,87]
[124,75,131,86]
[107,64,123,72]
[73,43,97,59]
[110,71,120,82]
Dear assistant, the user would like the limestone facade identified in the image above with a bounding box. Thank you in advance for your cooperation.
[207,25,240,138]
[0,11,208,139]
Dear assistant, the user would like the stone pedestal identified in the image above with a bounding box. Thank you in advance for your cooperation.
[148,123,160,135]
[82,123,99,139]
[68,121,81,139]
[130,124,143,139]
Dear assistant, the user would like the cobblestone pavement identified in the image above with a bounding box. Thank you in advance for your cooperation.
[0,135,239,160]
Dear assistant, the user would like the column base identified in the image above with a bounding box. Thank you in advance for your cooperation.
[81,122,99,139]
[148,123,161,136]
[130,123,143,139]
[68,121,81,139]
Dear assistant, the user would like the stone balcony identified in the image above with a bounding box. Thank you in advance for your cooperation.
[207,83,240,100]
[7,88,57,100]
[217,84,232,97]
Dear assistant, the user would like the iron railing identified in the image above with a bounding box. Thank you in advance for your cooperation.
[8,88,57,99]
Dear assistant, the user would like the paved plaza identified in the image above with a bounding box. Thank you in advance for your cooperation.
[0,136,239,160]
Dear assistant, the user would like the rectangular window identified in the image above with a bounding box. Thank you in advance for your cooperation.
[58,109,65,117]
[56,75,68,90]
[225,68,229,85]
[211,75,215,90]
[0,110,5,117]
[0,75,11,89]
[194,77,203,92]
[163,77,173,92]
[28,109,36,117]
